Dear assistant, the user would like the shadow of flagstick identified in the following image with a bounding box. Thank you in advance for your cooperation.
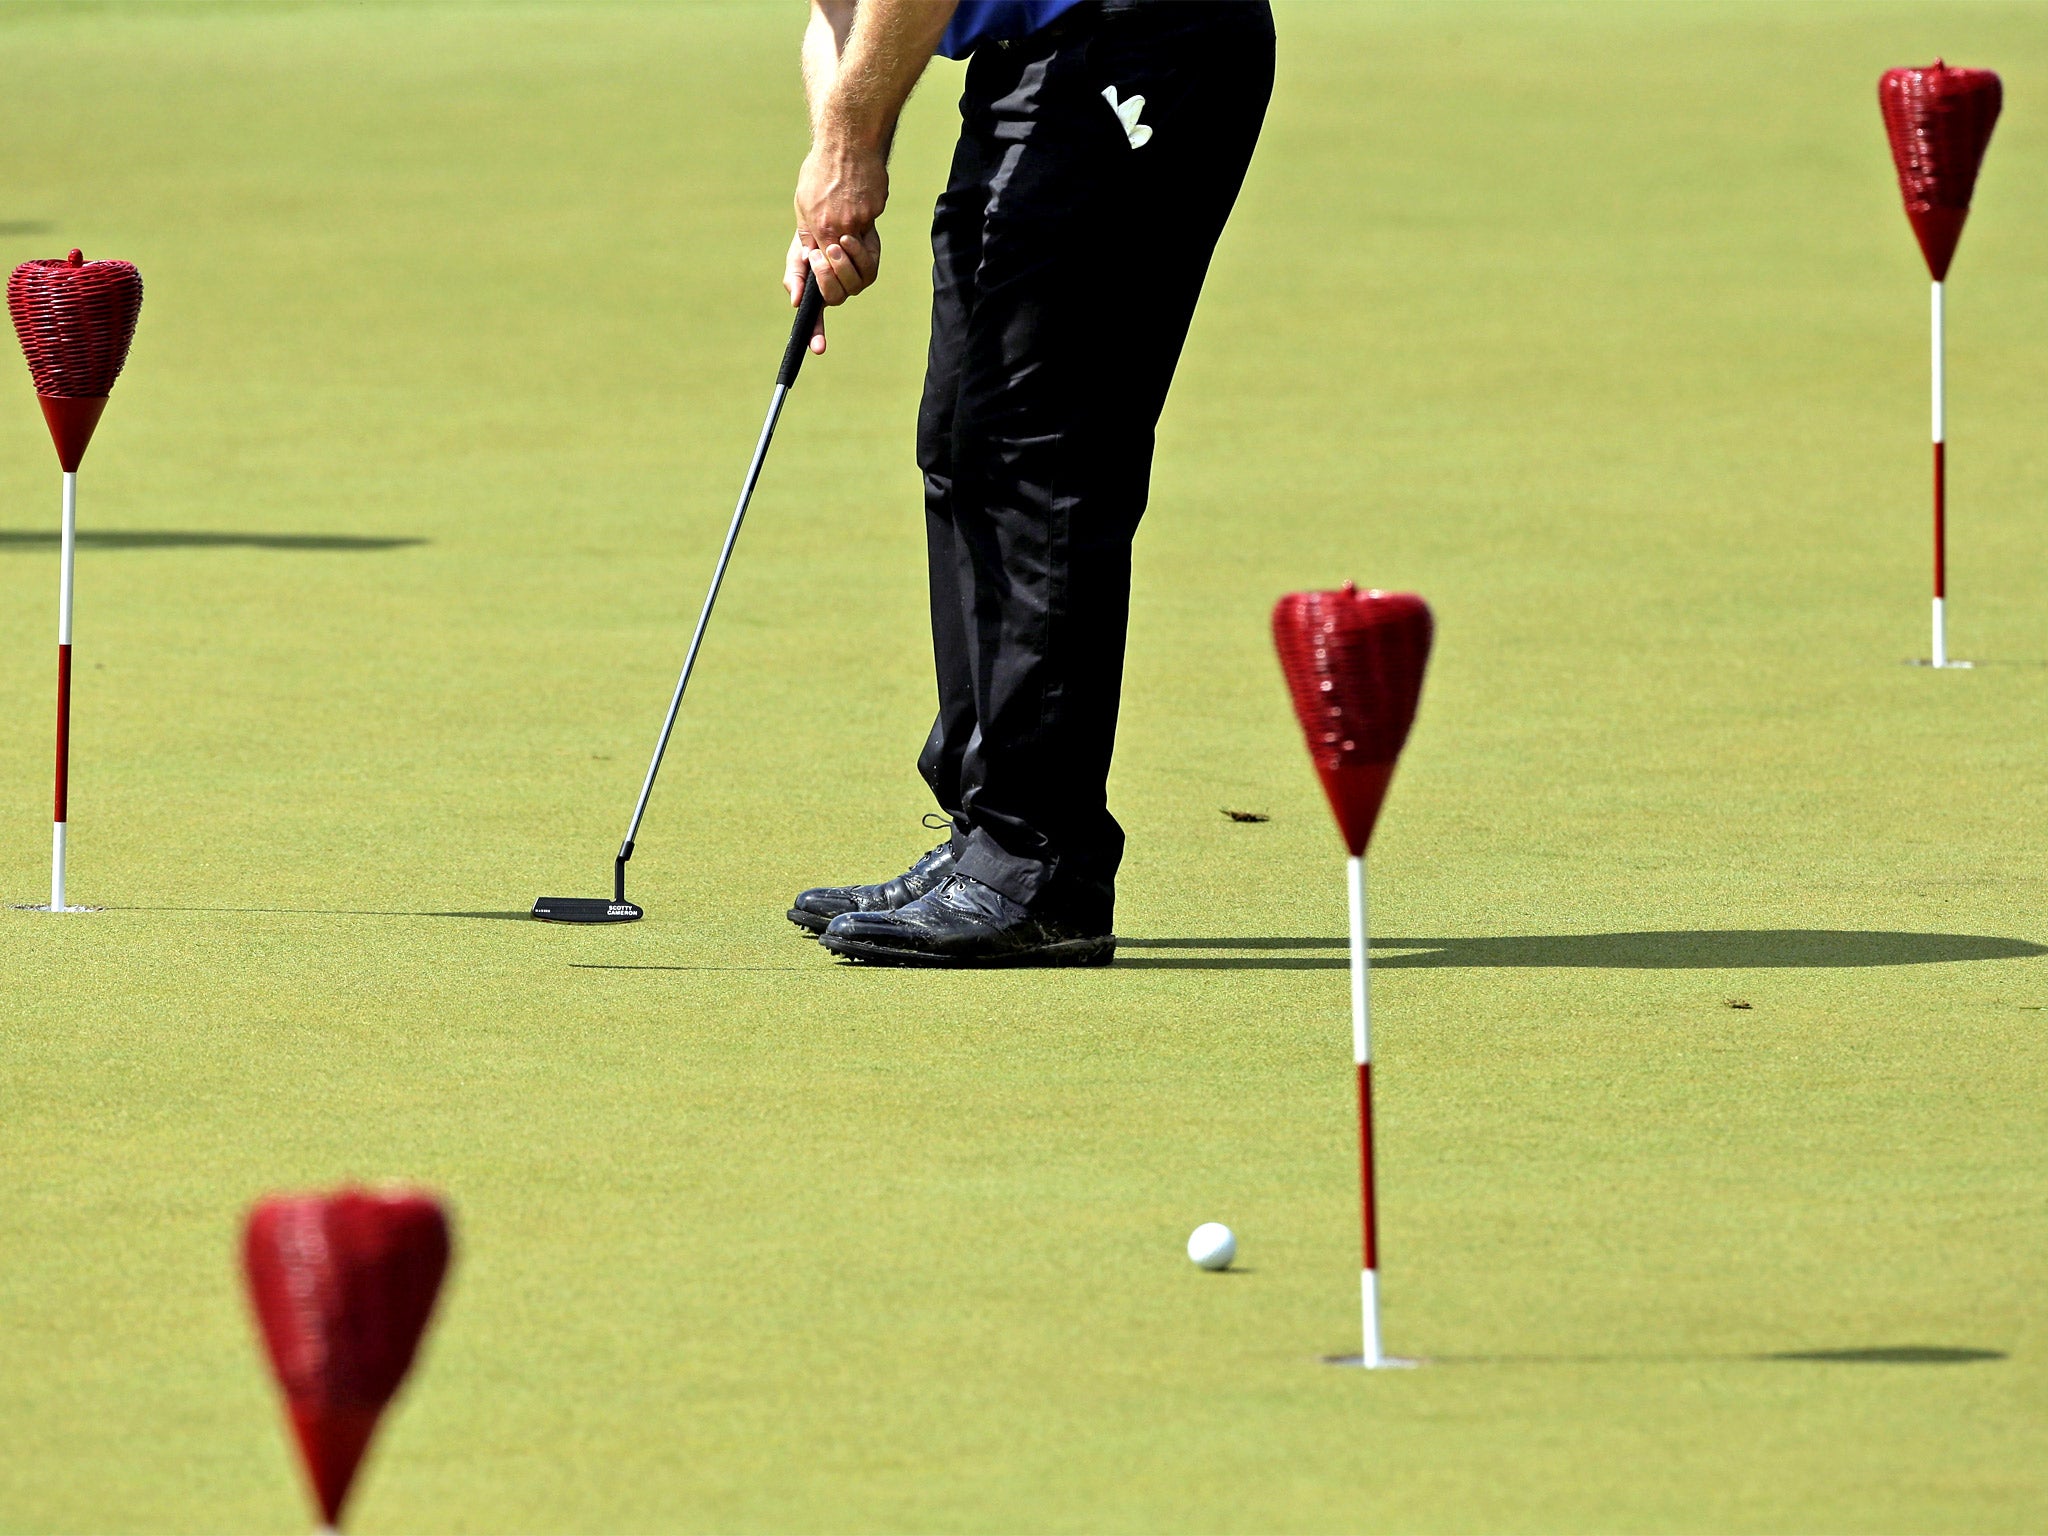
[0,530,426,551]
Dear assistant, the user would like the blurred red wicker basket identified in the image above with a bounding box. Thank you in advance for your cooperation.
[1880,62,2002,280]
[244,1187,452,1530]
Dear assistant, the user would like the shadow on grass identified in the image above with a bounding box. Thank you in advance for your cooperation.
[1115,931,2045,970]
[0,530,425,551]
[1767,1346,2005,1364]
[100,906,528,920]
[0,221,54,236]
[1428,1345,2005,1366]
[569,963,810,973]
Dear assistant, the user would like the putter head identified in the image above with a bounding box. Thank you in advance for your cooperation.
[531,896,643,923]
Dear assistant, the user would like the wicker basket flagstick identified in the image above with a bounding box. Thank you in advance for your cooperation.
[1273,584,1433,1368]
[8,250,143,911]
[1879,63,2001,669]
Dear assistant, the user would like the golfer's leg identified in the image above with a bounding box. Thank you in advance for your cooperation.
[951,5,1275,927]
[915,132,990,824]
[1052,1,1276,900]
[942,76,1112,916]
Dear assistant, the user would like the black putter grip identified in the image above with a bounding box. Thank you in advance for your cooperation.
[777,273,826,389]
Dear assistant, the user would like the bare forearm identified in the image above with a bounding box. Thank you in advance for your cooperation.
[817,0,956,152]
[788,0,952,338]
[802,1,855,130]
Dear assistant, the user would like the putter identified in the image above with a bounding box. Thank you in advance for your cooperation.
[533,273,826,923]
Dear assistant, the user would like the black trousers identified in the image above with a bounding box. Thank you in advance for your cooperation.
[916,0,1274,930]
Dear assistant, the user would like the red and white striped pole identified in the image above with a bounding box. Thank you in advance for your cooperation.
[1347,853,1382,1365]
[52,468,78,908]
[1928,280,1945,668]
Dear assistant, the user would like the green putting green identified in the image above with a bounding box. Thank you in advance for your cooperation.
[2,3,2044,1530]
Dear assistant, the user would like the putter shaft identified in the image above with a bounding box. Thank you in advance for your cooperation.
[618,380,788,875]
[611,275,825,899]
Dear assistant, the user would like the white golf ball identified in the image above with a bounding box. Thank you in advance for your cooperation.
[1187,1222,1237,1270]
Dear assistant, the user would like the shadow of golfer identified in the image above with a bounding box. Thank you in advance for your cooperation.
[1115,931,2045,970]
[0,530,426,551]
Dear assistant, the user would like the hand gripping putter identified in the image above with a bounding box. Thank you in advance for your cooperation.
[243,1187,452,1532]
[7,250,143,913]
[1879,62,2001,669]
[1273,585,1432,1369]
[533,274,826,923]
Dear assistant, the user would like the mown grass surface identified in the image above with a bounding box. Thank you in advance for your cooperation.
[1,3,2044,1531]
